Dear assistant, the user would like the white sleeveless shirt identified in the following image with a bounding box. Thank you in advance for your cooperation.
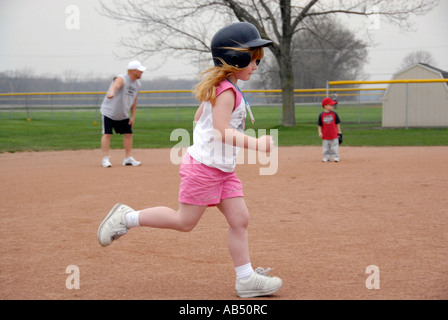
[100,74,141,120]
[187,80,246,172]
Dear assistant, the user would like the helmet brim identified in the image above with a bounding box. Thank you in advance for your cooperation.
[244,38,273,48]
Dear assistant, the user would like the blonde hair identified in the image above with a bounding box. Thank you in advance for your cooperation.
[193,47,264,105]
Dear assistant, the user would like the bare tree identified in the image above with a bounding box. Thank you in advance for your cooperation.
[256,17,368,93]
[99,0,438,127]
[399,50,437,71]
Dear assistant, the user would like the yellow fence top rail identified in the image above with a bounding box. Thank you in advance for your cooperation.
[329,79,448,85]
[1,80,444,96]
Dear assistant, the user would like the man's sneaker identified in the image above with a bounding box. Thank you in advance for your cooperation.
[123,156,141,166]
[235,267,282,298]
[97,203,133,246]
[102,156,112,168]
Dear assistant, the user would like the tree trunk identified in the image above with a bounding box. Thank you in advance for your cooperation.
[279,55,295,127]
[279,0,296,127]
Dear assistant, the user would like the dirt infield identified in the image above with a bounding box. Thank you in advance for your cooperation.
[1,146,447,300]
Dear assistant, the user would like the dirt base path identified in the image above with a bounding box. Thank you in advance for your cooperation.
[1,146,447,300]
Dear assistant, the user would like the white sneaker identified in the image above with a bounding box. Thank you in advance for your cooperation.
[235,267,282,298]
[123,156,141,166]
[102,156,112,168]
[97,203,133,246]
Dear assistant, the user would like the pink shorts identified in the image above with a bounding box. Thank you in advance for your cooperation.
[178,152,244,206]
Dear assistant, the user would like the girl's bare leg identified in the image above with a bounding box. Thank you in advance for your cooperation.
[138,202,207,232]
[217,197,250,267]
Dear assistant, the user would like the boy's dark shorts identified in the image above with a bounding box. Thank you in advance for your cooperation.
[102,115,133,134]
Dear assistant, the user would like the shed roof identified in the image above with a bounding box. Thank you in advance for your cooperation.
[395,63,448,87]
[419,63,448,79]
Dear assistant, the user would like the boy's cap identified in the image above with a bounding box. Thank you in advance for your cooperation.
[322,97,337,107]
[127,60,146,72]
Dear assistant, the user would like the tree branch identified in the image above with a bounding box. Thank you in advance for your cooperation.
[291,0,319,33]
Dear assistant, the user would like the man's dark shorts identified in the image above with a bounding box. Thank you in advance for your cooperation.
[102,115,133,134]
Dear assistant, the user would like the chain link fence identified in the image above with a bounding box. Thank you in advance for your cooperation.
[0,88,385,123]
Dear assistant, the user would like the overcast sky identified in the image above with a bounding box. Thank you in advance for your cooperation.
[0,0,447,83]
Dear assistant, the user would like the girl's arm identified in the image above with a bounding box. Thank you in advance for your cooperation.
[212,90,273,152]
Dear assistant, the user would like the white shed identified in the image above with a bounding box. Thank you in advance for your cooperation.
[382,63,448,128]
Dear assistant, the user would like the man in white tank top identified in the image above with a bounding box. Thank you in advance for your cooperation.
[100,61,146,168]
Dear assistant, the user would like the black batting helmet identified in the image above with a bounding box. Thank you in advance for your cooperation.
[211,22,272,68]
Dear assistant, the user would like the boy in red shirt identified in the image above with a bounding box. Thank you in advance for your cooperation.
[317,97,342,162]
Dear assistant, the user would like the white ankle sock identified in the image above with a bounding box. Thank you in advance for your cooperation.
[235,263,254,280]
[125,211,140,228]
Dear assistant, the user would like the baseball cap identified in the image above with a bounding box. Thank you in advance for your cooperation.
[322,97,337,107]
[127,60,146,72]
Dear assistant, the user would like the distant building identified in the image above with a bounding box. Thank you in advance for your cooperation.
[382,63,448,128]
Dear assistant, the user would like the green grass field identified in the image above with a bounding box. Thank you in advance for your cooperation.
[1,105,447,153]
